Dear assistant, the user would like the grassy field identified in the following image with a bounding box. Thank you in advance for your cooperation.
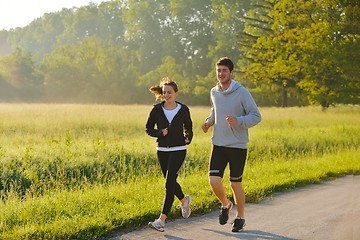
[0,103,359,239]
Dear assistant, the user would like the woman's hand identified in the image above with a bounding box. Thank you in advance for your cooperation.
[162,128,168,136]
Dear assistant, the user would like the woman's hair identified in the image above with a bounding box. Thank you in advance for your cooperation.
[149,77,178,101]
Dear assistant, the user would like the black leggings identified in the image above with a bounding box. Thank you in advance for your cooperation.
[157,150,186,216]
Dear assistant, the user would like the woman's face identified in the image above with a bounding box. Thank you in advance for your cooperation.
[162,85,177,103]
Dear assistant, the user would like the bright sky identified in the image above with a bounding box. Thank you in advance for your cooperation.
[0,0,105,30]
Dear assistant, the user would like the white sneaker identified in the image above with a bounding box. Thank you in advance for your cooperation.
[148,218,165,232]
[181,195,192,218]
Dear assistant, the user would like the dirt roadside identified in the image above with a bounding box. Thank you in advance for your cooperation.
[108,175,359,240]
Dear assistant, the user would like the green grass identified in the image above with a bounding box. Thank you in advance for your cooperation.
[0,104,359,239]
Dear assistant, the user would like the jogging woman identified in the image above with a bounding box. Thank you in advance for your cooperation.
[145,77,193,232]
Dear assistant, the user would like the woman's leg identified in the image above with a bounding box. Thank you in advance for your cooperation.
[171,150,186,201]
[157,151,169,222]
[158,150,186,216]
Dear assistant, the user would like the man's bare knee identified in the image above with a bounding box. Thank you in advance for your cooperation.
[230,181,242,190]
[209,176,222,187]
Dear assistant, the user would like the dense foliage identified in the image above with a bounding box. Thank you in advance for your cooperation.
[0,0,359,107]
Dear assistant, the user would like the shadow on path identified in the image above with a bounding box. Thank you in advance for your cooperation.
[160,228,297,240]
[202,228,297,240]
[163,235,190,240]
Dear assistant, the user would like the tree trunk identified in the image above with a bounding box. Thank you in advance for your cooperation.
[281,86,287,107]
[320,100,330,111]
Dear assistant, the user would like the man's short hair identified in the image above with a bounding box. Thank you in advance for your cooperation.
[216,57,234,72]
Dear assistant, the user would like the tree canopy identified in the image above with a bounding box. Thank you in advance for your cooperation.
[0,0,358,107]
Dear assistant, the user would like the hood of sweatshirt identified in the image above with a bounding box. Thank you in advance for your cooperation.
[215,80,242,95]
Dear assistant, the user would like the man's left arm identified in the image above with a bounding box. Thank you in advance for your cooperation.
[236,89,261,128]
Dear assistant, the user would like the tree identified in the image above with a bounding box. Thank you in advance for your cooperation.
[7,10,70,60]
[209,0,250,60]
[240,0,360,108]
[327,0,360,105]
[238,0,297,106]
[2,0,356,106]
[122,0,170,73]
[0,48,41,100]
[39,36,140,103]
[292,0,360,107]
[168,0,214,75]
[0,30,12,56]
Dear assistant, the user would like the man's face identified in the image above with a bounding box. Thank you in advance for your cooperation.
[216,65,232,85]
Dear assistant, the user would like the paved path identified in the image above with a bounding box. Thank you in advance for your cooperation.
[109,175,359,240]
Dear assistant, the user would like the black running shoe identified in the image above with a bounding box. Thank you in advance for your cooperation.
[232,217,246,232]
[219,201,233,225]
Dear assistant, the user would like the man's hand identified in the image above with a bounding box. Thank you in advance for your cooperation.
[202,122,211,133]
[226,115,238,127]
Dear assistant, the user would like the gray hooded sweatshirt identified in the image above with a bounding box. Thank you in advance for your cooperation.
[206,80,261,149]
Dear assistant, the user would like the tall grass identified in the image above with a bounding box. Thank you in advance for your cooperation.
[0,104,359,239]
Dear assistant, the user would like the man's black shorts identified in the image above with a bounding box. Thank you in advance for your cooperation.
[209,145,247,182]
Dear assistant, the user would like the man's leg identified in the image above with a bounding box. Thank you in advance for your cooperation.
[209,176,230,206]
[210,175,233,225]
[230,181,245,218]
[209,146,230,206]
[228,148,247,232]
[228,148,247,218]
[209,145,233,225]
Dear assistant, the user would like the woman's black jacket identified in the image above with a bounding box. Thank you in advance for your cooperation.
[145,101,193,148]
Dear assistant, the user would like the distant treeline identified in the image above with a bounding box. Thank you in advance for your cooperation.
[0,0,359,107]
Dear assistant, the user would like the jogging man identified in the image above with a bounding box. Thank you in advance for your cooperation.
[202,57,261,232]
